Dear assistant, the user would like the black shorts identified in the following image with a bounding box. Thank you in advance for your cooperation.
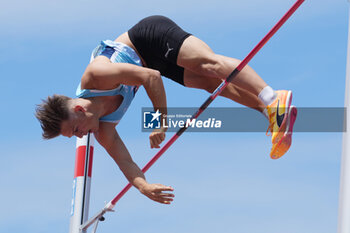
[128,15,191,86]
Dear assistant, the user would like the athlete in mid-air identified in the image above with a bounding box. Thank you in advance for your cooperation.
[36,16,297,204]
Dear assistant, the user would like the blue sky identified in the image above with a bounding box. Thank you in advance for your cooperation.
[0,0,348,232]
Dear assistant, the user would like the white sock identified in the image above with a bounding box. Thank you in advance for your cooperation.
[258,86,276,106]
[262,108,269,119]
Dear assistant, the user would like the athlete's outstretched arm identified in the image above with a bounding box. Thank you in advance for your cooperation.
[94,122,174,204]
[82,56,167,148]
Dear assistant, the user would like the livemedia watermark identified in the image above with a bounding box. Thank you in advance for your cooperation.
[143,109,222,130]
[141,107,347,132]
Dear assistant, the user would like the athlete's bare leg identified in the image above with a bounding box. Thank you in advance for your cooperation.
[178,36,267,96]
[183,69,265,113]
[118,32,266,112]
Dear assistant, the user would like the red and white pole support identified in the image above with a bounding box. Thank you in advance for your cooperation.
[69,134,94,233]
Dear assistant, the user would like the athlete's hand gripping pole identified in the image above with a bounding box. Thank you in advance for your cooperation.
[80,0,305,231]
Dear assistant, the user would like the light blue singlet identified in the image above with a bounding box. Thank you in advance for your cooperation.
[76,40,142,124]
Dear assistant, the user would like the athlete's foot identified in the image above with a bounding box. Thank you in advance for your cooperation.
[266,90,293,144]
[270,105,297,159]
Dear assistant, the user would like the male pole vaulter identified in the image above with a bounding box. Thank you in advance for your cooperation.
[36,15,297,204]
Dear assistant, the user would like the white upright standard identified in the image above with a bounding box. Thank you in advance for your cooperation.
[338,1,350,232]
[69,134,94,233]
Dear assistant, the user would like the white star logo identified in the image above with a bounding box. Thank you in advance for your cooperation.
[150,110,162,122]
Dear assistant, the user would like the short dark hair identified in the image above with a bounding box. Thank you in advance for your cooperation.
[35,94,71,139]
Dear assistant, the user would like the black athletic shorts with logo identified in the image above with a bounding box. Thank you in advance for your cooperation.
[128,15,191,86]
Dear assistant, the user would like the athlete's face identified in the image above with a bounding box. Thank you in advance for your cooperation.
[60,105,99,138]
